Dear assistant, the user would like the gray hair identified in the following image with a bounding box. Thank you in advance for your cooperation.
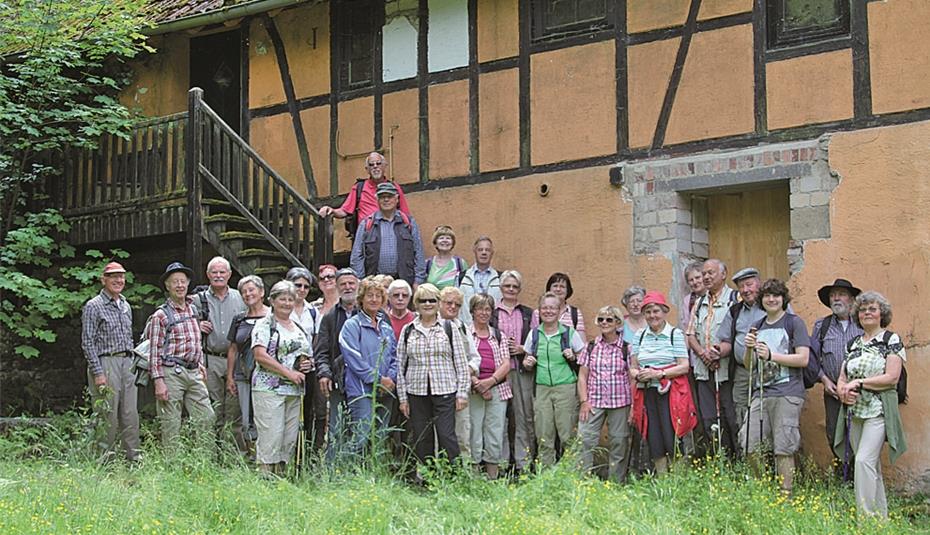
[387,278,412,295]
[237,275,264,293]
[207,256,231,272]
[268,280,297,301]
[500,269,523,288]
[621,285,646,306]
[851,291,893,329]
[685,261,704,276]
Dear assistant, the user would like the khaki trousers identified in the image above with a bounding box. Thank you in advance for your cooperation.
[469,388,507,464]
[851,416,888,518]
[579,405,630,483]
[156,366,215,445]
[455,401,472,460]
[534,383,578,467]
[507,368,537,469]
[252,390,301,465]
[206,354,243,448]
[87,356,140,460]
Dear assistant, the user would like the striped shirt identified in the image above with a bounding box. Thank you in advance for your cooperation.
[81,290,134,376]
[149,298,203,380]
[578,335,631,408]
[468,326,513,401]
[809,315,863,383]
[396,318,470,403]
[689,286,736,381]
[632,322,688,388]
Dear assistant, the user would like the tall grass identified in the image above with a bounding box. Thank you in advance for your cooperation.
[0,413,926,534]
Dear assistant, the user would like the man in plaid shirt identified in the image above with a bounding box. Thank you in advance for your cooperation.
[81,261,139,461]
[150,262,215,444]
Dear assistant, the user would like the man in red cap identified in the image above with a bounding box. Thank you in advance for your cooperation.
[809,278,863,476]
[81,261,139,461]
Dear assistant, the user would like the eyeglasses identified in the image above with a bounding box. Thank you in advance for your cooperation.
[367,161,384,167]
[596,317,617,324]
[319,275,336,281]
[391,293,410,299]
[293,283,311,289]
[442,301,462,308]
[418,298,438,304]
[859,306,881,314]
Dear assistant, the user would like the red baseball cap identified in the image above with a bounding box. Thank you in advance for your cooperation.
[641,290,670,312]
[102,262,126,275]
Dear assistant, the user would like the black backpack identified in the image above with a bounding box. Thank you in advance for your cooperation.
[845,331,908,404]
[802,315,833,389]
[344,178,366,239]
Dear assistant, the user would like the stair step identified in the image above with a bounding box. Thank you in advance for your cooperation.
[239,248,282,258]
[204,213,249,225]
[202,198,232,207]
[254,265,289,276]
[219,230,264,241]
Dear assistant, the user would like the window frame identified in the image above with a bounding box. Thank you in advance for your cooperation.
[530,0,615,43]
[336,0,383,90]
[766,0,851,50]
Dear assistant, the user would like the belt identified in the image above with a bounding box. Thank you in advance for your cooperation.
[163,358,199,370]
[99,350,132,358]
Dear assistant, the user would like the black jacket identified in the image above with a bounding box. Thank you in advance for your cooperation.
[313,303,356,391]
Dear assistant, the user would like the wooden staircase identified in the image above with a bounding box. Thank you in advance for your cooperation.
[50,87,333,283]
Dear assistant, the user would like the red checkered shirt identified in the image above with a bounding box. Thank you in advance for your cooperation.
[468,326,513,401]
[396,318,470,404]
[148,297,203,379]
[578,335,632,409]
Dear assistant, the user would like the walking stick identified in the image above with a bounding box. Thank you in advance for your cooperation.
[744,327,757,457]
[713,370,723,455]
[758,346,765,452]
[296,390,306,475]
[842,407,853,481]
[702,293,723,456]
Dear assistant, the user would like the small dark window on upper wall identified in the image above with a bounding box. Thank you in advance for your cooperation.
[766,0,850,49]
[337,0,380,88]
[531,0,613,42]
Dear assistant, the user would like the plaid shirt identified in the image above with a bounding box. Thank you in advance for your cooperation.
[81,290,134,376]
[149,297,203,380]
[578,335,632,409]
[396,318,470,403]
[468,326,513,401]
[810,315,863,383]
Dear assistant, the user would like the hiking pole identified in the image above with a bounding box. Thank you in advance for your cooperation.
[744,327,757,457]
[296,390,306,476]
[713,370,723,456]
[758,345,765,454]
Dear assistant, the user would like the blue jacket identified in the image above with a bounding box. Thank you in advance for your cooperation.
[338,310,398,399]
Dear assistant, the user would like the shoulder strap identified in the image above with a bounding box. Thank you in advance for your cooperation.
[818,315,833,346]
[363,214,376,232]
[586,339,596,357]
[402,321,415,351]
[727,289,738,304]
[444,320,455,356]
[352,179,365,220]
[881,330,894,347]
[198,291,210,321]
[728,301,742,344]
[159,302,181,347]
[530,327,540,356]
[570,306,579,329]
[490,326,502,344]
[560,325,571,352]
[425,257,433,274]
[456,257,466,285]
[639,328,647,346]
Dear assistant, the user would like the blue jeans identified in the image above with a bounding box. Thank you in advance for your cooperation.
[347,388,396,456]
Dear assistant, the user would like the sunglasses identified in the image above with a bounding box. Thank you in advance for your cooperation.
[319,274,336,281]
[442,301,462,307]
[418,298,438,304]
[294,283,311,289]
[596,317,617,324]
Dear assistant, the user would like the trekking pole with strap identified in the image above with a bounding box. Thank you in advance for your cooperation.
[703,293,723,455]
[758,344,765,452]
[296,389,306,475]
[744,327,758,457]
[842,407,853,481]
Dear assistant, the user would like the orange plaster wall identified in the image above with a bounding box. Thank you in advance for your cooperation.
[627,38,680,148]
[665,24,754,145]
[530,41,616,166]
[300,105,332,197]
[406,166,633,324]
[335,97,375,194]
[272,3,331,100]
[249,21,286,108]
[868,0,930,114]
[479,69,520,172]
[790,121,930,490]
[382,89,420,185]
[122,34,189,117]
[428,80,471,179]
[698,0,751,20]
[628,0,690,34]
[766,50,853,130]
[477,0,518,62]
[249,108,331,198]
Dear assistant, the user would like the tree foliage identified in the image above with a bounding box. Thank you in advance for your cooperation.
[0,209,160,358]
[0,0,152,242]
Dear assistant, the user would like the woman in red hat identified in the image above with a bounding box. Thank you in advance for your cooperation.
[629,291,695,475]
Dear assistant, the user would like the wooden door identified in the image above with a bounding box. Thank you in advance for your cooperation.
[707,185,790,281]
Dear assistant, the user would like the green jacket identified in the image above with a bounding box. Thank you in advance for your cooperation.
[833,389,907,464]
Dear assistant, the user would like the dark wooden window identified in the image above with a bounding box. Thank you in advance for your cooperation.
[337,0,380,88]
[531,0,613,42]
[766,0,850,49]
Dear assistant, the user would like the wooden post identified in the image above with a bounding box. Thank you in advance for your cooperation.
[313,216,333,269]
[186,87,204,280]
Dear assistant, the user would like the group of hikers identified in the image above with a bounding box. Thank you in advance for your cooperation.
[80,152,906,519]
